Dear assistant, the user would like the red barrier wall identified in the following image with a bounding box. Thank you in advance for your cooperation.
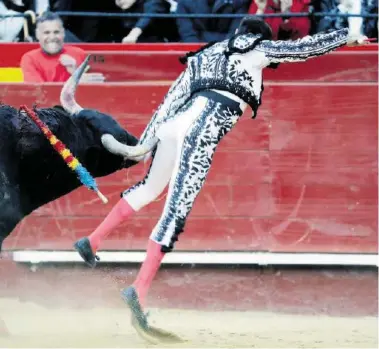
[0,43,377,82]
[1,80,377,254]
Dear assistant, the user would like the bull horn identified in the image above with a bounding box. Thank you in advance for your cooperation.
[60,55,90,115]
[101,134,159,158]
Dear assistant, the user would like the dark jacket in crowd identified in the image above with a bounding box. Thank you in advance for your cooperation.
[51,0,116,42]
[362,0,378,39]
[2,0,31,12]
[176,0,250,43]
[314,0,346,33]
[114,0,175,42]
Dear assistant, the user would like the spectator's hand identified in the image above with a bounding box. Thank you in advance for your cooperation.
[254,0,267,14]
[122,28,143,43]
[280,0,292,12]
[79,73,106,84]
[347,34,369,46]
[59,54,77,74]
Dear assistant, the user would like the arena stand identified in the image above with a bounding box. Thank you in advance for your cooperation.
[0,41,377,267]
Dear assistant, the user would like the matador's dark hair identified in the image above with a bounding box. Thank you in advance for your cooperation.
[238,16,273,39]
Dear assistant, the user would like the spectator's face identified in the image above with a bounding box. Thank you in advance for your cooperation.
[115,0,137,10]
[36,20,65,55]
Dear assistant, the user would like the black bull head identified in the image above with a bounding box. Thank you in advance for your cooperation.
[0,56,140,252]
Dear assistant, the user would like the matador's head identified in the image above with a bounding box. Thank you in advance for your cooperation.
[236,16,273,41]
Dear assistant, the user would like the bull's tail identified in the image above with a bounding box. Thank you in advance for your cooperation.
[19,105,108,204]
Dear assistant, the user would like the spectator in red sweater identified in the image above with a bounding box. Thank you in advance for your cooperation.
[20,11,105,83]
[248,0,311,40]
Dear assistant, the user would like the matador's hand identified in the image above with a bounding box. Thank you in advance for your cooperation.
[347,34,369,46]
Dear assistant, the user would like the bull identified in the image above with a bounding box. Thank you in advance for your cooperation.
[0,57,140,252]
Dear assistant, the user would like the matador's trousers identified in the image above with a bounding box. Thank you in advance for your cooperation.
[122,90,244,252]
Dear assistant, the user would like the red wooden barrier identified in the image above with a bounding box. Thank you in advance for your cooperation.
[0,43,377,82]
[1,81,377,254]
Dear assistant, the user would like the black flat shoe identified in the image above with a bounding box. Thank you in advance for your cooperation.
[73,237,99,268]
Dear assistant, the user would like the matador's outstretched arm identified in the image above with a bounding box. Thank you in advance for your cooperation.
[255,28,367,64]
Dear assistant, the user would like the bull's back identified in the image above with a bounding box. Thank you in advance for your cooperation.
[0,106,20,218]
[0,106,19,160]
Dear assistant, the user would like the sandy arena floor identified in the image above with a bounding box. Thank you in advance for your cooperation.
[0,261,377,348]
[0,300,378,348]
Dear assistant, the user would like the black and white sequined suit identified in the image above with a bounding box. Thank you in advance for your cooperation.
[122,28,350,252]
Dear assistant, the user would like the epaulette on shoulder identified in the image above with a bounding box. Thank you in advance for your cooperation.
[179,40,218,64]
[225,33,263,58]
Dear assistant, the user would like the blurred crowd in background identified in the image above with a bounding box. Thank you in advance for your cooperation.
[1,0,378,44]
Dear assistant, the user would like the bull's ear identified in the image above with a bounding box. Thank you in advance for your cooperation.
[52,105,65,112]
[75,109,86,117]
[76,110,116,136]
